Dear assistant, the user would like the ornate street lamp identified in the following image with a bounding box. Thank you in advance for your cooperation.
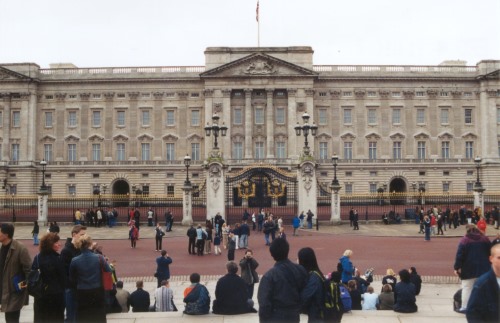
[331,154,340,188]
[39,159,48,192]
[474,156,484,190]
[11,193,16,223]
[294,112,318,156]
[184,154,192,187]
[204,113,228,150]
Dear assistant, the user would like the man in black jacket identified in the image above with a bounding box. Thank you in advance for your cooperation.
[186,225,197,255]
[129,281,150,312]
[60,224,86,323]
[257,238,308,322]
[212,261,254,314]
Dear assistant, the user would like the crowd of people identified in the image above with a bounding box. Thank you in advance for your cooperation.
[0,203,499,323]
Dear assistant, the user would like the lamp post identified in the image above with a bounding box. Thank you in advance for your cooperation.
[39,159,48,192]
[11,193,15,223]
[294,112,318,156]
[473,156,485,213]
[330,154,342,225]
[72,192,76,223]
[184,155,192,187]
[205,113,228,155]
[474,156,483,190]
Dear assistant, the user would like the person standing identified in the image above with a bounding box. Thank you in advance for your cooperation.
[155,250,172,288]
[147,208,154,227]
[466,243,500,322]
[258,238,308,322]
[349,207,355,227]
[0,223,32,323]
[204,223,212,255]
[213,234,221,256]
[409,266,422,296]
[154,223,165,252]
[164,210,173,232]
[60,225,87,323]
[227,232,236,261]
[306,210,314,229]
[129,223,139,249]
[31,221,40,246]
[32,233,66,323]
[423,215,431,241]
[186,225,197,255]
[129,281,150,312]
[133,208,141,231]
[69,234,111,323]
[239,249,259,299]
[212,261,255,314]
[339,249,355,284]
[393,269,418,313]
[195,224,207,256]
[74,209,82,225]
[292,214,300,236]
[353,209,360,230]
[257,209,265,232]
[239,220,250,249]
[453,224,491,313]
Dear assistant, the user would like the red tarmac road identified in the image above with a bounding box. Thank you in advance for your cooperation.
[21,232,459,278]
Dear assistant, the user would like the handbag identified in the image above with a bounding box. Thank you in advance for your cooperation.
[99,256,114,291]
[27,254,45,298]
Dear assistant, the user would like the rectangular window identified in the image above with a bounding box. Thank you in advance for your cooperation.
[318,109,327,125]
[68,111,77,127]
[367,91,376,97]
[275,107,285,124]
[255,142,264,159]
[392,109,401,124]
[343,91,352,97]
[142,110,150,126]
[232,142,243,160]
[417,141,426,159]
[92,144,101,161]
[167,185,175,197]
[393,141,402,159]
[466,182,474,192]
[441,109,449,124]
[141,143,150,160]
[443,182,450,192]
[415,91,425,97]
[166,110,175,126]
[343,109,352,124]
[191,110,200,126]
[92,111,101,127]
[464,108,473,124]
[191,143,200,161]
[392,92,401,97]
[368,142,377,160]
[345,183,353,194]
[233,108,242,125]
[276,142,286,159]
[367,109,377,124]
[255,108,264,124]
[465,141,474,159]
[416,109,425,124]
[44,144,52,161]
[344,142,353,160]
[370,171,377,177]
[45,112,53,127]
[441,141,450,159]
[68,185,76,195]
[116,143,125,161]
[319,142,328,160]
[12,111,20,127]
[166,143,175,161]
[117,111,125,126]
[68,144,77,161]
[369,183,377,193]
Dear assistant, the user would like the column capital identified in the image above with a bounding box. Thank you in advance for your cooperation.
[79,92,91,100]
[203,89,214,98]
[153,91,164,99]
[103,92,115,100]
[128,92,140,100]
[287,88,297,96]
[403,90,414,99]
[305,89,315,96]
[221,89,232,97]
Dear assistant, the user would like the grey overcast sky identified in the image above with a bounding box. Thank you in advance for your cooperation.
[0,0,499,68]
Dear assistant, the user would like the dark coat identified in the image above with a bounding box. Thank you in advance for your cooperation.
[393,281,418,313]
[213,273,250,314]
[300,271,324,321]
[409,272,422,295]
[129,288,150,312]
[60,238,80,289]
[257,259,308,322]
[156,256,172,281]
[466,268,499,323]
[0,239,32,313]
[453,231,491,279]
[239,257,259,285]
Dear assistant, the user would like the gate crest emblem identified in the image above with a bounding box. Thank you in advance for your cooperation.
[267,179,285,198]
[237,180,256,199]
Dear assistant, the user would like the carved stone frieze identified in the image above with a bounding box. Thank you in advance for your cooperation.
[379,90,390,99]
[79,93,91,100]
[266,89,275,97]
[354,90,365,99]
[426,89,438,99]
[55,93,67,101]
[153,92,164,99]
[287,89,297,97]
[203,89,214,97]
[486,90,498,97]
[300,163,315,196]
[244,89,253,97]
[177,91,189,99]
[330,90,341,99]
[0,93,11,101]
[403,90,414,99]
[213,102,223,113]
[221,89,232,97]
[450,91,462,98]
[209,164,222,197]
[19,92,30,99]
[305,89,315,96]
[296,102,306,112]
[243,59,276,75]
[128,92,140,100]
[103,92,115,100]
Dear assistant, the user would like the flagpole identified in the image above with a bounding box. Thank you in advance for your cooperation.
[256,1,260,47]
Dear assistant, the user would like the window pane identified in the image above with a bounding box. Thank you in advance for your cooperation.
[319,109,327,125]
[116,143,125,161]
[276,107,285,124]
[232,142,243,159]
[68,144,77,161]
[0,111,3,127]
[92,143,101,161]
[92,111,101,127]
[117,111,125,126]
[191,143,200,161]
[343,109,352,124]
[166,143,175,160]
[319,142,328,160]
[368,109,377,124]
[13,111,20,127]
[45,112,53,127]
[417,141,426,159]
[141,143,150,160]
[392,109,401,124]
[368,142,377,160]
[344,142,352,160]
[191,110,200,126]
[465,141,473,159]
[255,142,264,159]
[44,144,52,161]
[441,109,449,124]
[166,111,175,126]
[441,141,450,158]
[465,109,472,124]
[393,142,401,159]
[142,111,150,126]
[276,142,286,159]
[233,108,242,125]
[417,109,425,124]
[11,144,19,161]
[255,108,264,124]
[68,111,77,126]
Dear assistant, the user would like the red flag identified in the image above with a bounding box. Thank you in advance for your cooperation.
[256,1,259,22]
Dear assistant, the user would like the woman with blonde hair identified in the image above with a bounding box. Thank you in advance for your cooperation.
[69,234,111,323]
[382,268,397,292]
[339,249,354,284]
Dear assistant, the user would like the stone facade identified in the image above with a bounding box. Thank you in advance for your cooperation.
[0,47,499,196]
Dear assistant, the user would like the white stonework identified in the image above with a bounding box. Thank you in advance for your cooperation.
[206,162,225,220]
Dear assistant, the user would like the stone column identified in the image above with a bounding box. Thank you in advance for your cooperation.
[1,94,11,160]
[38,192,49,226]
[244,89,253,158]
[266,89,274,158]
[330,186,342,225]
[287,89,298,159]
[221,89,232,158]
[182,185,193,225]
[206,162,226,220]
[297,161,317,223]
[473,188,485,215]
[203,89,214,160]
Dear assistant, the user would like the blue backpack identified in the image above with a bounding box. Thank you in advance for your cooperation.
[339,284,352,312]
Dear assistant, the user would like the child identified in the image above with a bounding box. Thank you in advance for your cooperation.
[213,234,221,255]
[227,232,236,261]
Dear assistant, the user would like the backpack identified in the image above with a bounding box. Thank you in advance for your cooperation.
[337,262,343,273]
[313,272,343,322]
[339,284,352,312]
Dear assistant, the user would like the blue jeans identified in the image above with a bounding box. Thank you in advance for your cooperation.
[65,288,77,323]
[239,234,248,248]
[308,221,313,229]
[264,233,270,245]
[33,233,39,245]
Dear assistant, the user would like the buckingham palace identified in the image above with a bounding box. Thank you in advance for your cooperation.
[0,46,499,221]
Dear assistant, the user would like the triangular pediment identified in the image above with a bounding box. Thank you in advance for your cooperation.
[137,133,154,141]
[200,53,317,78]
[64,134,81,141]
[389,132,406,140]
[0,66,34,81]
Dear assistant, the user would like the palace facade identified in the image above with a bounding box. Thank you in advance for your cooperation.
[0,47,499,198]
